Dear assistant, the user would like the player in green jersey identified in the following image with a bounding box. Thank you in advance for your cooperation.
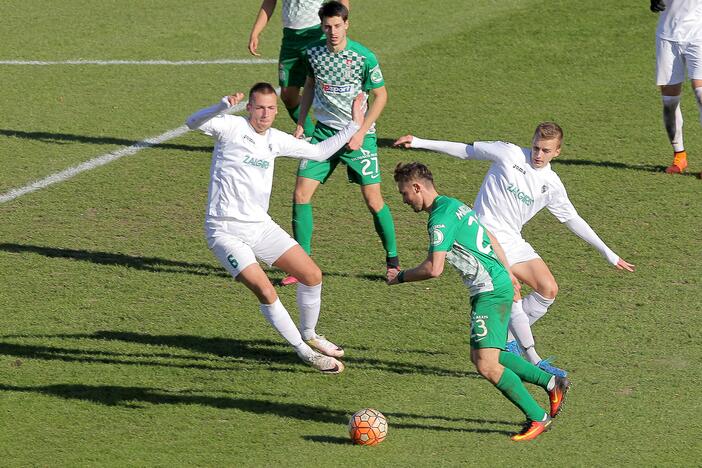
[282,0,399,285]
[388,162,571,442]
[248,0,350,137]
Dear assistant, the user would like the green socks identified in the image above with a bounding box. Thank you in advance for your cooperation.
[372,204,398,259]
[292,203,313,255]
[499,351,552,389]
[495,368,548,422]
[287,105,316,138]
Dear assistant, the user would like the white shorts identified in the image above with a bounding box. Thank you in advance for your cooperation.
[499,236,541,266]
[205,217,298,278]
[656,37,702,85]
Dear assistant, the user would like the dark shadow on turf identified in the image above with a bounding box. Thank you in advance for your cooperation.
[0,129,211,153]
[0,331,479,378]
[0,243,229,278]
[0,383,513,435]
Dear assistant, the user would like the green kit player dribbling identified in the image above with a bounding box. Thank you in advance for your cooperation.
[283,0,399,285]
[388,162,571,442]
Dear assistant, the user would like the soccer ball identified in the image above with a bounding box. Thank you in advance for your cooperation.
[348,408,388,445]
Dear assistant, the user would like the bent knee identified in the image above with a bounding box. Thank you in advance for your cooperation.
[538,280,558,299]
[298,266,322,286]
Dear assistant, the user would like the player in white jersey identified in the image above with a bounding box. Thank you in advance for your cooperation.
[650,0,702,177]
[248,0,350,136]
[185,82,364,374]
[394,122,635,377]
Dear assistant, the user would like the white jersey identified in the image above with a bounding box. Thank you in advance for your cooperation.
[186,99,358,223]
[656,0,702,42]
[471,141,578,243]
[282,0,323,30]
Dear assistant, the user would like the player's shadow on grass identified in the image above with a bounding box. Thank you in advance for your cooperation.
[0,129,211,153]
[0,383,513,435]
[0,243,229,278]
[0,331,480,378]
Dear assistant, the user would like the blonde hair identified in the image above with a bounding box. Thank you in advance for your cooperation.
[533,122,563,144]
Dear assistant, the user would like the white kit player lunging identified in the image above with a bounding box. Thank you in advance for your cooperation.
[186,82,365,374]
[394,122,635,377]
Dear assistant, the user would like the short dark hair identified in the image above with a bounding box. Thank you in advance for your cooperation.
[533,122,563,144]
[393,162,435,186]
[249,82,277,101]
[319,1,349,21]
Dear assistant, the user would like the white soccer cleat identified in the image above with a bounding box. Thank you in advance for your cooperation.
[304,334,345,358]
[298,351,344,374]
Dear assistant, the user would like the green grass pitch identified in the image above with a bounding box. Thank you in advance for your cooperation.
[0,0,700,465]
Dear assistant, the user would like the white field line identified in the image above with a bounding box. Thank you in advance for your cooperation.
[0,100,252,204]
[0,59,277,65]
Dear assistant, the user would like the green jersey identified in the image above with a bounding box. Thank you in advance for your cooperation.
[304,38,385,130]
[428,195,512,296]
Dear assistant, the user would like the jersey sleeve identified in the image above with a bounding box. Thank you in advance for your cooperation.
[273,121,360,161]
[428,208,459,253]
[362,52,385,91]
[546,177,579,222]
[472,141,521,163]
[185,98,232,139]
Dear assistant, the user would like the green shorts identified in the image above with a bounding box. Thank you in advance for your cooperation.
[279,25,324,88]
[469,284,514,350]
[297,122,381,185]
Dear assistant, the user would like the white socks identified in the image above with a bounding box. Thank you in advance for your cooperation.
[662,95,685,152]
[259,299,305,348]
[297,282,322,340]
[508,300,541,364]
[522,291,554,325]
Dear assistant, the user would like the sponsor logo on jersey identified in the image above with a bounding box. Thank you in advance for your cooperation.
[370,65,383,84]
[243,155,270,169]
[322,83,352,94]
[243,135,256,145]
[512,164,526,174]
[541,185,548,193]
[506,183,534,206]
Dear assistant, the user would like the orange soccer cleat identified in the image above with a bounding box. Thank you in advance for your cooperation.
[511,416,552,441]
[548,376,571,418]
[665,151,688,174]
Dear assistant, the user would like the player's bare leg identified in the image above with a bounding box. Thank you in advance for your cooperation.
[285,177,322,286]
[273,245,344,358]
[661,83,688,173]
[509,259,567,377]
[237,262,342,373]
[360,183,400,275]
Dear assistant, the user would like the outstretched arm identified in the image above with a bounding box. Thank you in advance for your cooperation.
[185,93,245,130]
[284,94,364,160]
[393,135,475,159]
[248,0,277,56]
[564,215,635,271]
[387,251,446,285]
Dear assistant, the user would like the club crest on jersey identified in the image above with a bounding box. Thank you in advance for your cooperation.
[430,225,445,246]
[370,65,383,84]
[322,83,351,94]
